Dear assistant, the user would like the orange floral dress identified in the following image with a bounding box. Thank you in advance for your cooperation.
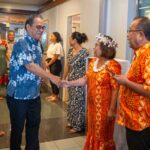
[117,42,150,131]
[84,58,121,150]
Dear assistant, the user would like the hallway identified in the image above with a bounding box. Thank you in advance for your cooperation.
[1,136,85,150]
[0,86,85,149]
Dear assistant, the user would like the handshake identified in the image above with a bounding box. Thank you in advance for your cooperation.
[51,76,71,88]
[59,80,71,88]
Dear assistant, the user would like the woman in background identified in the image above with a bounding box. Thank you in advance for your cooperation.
[62,33,121,149]
[0,32,8,137]
[63,32,89,133]
[0,32,8,100]
[45,32,63,101]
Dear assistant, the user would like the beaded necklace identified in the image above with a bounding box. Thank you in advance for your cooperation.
[93,58,109,72]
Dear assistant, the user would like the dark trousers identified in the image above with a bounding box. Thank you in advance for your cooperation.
[126,127,150,150]
[7,95,41,150]
[48,59,62,95]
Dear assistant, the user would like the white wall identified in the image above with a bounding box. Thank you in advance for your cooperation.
[41,0,81,51]
[80,0,101,54]
[126,0,138,61]
[106,0,137,60]
[41,0,102,55]
[41,8,57,35]
[106,0,129,59]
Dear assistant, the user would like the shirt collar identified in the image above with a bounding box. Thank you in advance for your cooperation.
[135,42,150,58]
[26,34,39,45]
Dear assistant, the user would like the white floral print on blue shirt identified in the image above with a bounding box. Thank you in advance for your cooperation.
[7,35,42,100]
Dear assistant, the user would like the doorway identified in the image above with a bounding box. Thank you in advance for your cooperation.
[62,14,81,102]
[66,14,80,52]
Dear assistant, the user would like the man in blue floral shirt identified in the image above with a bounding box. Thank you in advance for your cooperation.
[7,14,60,150]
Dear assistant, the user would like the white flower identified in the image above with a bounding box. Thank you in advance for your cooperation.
[96,33,118,48]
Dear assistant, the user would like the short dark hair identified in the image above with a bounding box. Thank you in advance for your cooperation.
[100,35,116,59]
[134,16,150,40]
[71,32,88,44]
[8,30,15,34]
[52,32,63,43]
[25,14,43,30]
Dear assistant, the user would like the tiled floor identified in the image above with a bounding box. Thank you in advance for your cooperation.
[0,136,85,150]
[0,85,129,150]
[0,86,85,149]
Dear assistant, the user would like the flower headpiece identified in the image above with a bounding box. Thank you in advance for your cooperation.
[96,33,118,48]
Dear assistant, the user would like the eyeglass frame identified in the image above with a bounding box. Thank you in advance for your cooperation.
[35,25,46,30]
[127,29,142,33]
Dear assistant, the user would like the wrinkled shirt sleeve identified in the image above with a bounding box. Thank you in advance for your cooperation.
[144,55,150,91]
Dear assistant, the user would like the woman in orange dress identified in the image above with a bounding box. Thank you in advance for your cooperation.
[62,33,121,150]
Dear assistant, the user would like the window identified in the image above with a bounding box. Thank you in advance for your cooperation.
[138,0,150,17]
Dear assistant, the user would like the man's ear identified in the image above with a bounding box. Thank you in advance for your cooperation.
[139,31,145,38]
[26,24,31,31]
[138,31,145,41]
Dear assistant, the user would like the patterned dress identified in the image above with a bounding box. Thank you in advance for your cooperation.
[84,58,121,150]
[67,48,89,131]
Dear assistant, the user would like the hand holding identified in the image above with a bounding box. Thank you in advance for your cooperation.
[51,76,61,87]
[61,80,70,88]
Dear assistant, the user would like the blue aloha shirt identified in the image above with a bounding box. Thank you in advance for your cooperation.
[7,35,42,100]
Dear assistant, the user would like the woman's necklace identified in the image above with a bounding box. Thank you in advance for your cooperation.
[93,58,109,72]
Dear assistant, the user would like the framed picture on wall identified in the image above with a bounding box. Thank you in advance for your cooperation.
[41,19,49,54]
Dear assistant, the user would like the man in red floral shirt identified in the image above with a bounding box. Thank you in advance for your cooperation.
[114,16,150,150]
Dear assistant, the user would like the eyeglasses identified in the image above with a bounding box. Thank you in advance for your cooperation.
[127,29,142,33]
[36,25,46,30]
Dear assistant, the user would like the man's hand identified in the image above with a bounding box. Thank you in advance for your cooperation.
[61,80,70,88]
[113,74,128,85]
[51,76,61,87]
